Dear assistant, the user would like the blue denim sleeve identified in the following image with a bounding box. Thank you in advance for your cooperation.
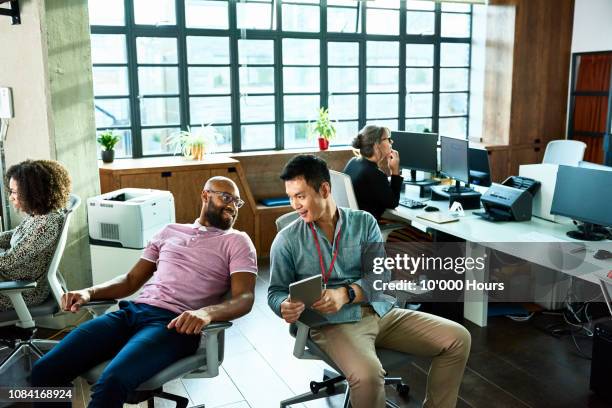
[267,232,295,318]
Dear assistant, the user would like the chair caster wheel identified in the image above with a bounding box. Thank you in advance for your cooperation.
[396,383,410,397]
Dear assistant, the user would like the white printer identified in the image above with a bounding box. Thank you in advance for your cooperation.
[87,188,175,249]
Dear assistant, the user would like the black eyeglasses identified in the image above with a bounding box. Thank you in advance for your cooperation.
[205,190,245,208]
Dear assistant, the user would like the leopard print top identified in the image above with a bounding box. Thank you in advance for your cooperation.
[0,211,65,311]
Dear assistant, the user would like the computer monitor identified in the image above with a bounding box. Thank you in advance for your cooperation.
[391,131,438,183]
[551,165,612,241]
[440,136,471,193]
[468,147,492,187]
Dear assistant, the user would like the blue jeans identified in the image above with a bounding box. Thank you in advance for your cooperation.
[31,301,200,408]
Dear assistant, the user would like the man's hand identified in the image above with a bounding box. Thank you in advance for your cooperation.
[61,290,91,313]
[167,309,212,335]
[280,297,305,323]
[312,288,348,314]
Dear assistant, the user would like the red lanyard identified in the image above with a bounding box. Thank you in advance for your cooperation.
[309,222,341,288]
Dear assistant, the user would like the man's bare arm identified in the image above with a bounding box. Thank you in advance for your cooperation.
[62,259,156,312]
[168,272,256,334]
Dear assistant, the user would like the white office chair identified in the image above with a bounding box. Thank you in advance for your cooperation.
[0,194,81,375]
[542,140,587,166]
[329,170,405,241]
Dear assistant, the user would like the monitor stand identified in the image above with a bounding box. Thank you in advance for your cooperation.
[443,180,473,194]
[567,222,607,241]
[404,169,439,186]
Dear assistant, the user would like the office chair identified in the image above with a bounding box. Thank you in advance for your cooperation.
[329,170,405,242]
[275,214,411,408]
[542,140,587,166]
[80,318,231,408]
[0,194,81,376]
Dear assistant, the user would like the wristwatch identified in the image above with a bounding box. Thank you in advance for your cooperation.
[343,284,356,304]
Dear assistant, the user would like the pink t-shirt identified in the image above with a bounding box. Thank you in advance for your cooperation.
[134,220,257,314]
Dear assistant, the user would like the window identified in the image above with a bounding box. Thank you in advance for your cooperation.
[89,0,473,157]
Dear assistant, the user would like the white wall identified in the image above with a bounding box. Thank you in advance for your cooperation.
[572,0,612,52]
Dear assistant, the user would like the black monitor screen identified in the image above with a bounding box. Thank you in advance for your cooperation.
[440,136,469,183]
[469,147,492,187]
[551,165,612,227]
[391,131,438,173]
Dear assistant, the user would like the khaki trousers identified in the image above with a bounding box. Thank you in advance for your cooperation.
[310,307,471,408]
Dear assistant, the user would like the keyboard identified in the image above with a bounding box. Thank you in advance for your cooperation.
[399,198,427,209]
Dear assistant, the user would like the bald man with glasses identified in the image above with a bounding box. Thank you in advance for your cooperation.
[32,176,257,408]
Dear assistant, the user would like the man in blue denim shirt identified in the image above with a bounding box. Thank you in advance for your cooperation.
[268,154,471,408]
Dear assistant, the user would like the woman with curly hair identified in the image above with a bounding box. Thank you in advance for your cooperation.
[0,159,72,311]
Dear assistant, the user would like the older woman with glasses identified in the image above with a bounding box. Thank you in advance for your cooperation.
[0,159,72,311]
[343,125,403,219]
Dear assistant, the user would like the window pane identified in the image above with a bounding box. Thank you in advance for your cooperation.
[366,9,398,35]
[331,121,358,146]
[205,125,232,153]
[185,0,228,29]
[241,124,276,150]
[96,129,132,157]
[328,42,359,66]
[138,67,179,95]
[328,0,355,5]
[406,68,433,92]
[439,117,467,139]
[366,42,399,66]
[441,43,470,67]
[91,34,127,64]
[367,94,398,118]
[442,3,471,12]
[284,123,312,149]
[404,118,432,133]
[367,68,398,92]
[327,7,358,33]
[134,0,175,25]
[187,36,229,64]
[328,68,359,93]
[283,39,320,65]
[406,0,434,11]
[190,96,232,124]
[237,2,272,29]
[188,67,231,94]
[94,98,130,127]
[406,11,434,35]
[239,67,274,94]
[142,127,178,155]
[406,93,432,118]
[442,13,471,38]
[439,93,468,116]
[239,40,274,65]
[282,4,319,32]
[284,95,320,121]
[440,68,469,91]
[240,95,275,122]
[367,119,398,131]
[93,67,129,96]
[136,37,178,64]
[406,43,433,66]
[283,67,320,93]
[140,98,180,125]
[89,0,125,26]
[372,0,400,8]
[329,94,358,120]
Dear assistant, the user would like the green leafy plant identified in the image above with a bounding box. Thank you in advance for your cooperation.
[97,130,120,151]
[166,124,220,160]
[309,107,337,141]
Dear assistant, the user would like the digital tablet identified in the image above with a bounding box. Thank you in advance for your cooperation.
[289,275,322,307]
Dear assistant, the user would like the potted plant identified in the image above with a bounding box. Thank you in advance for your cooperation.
[309,107,336,151]
[97,130,120,163]
[166,124,220,161]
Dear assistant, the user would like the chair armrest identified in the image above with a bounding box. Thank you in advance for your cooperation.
[203,321,232,334]
[83,299,119,317]
[0,280,36,293]
[184,321,233,379]
[292,321,310,359]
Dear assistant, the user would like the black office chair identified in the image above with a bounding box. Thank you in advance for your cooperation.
[275,213,410,408]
